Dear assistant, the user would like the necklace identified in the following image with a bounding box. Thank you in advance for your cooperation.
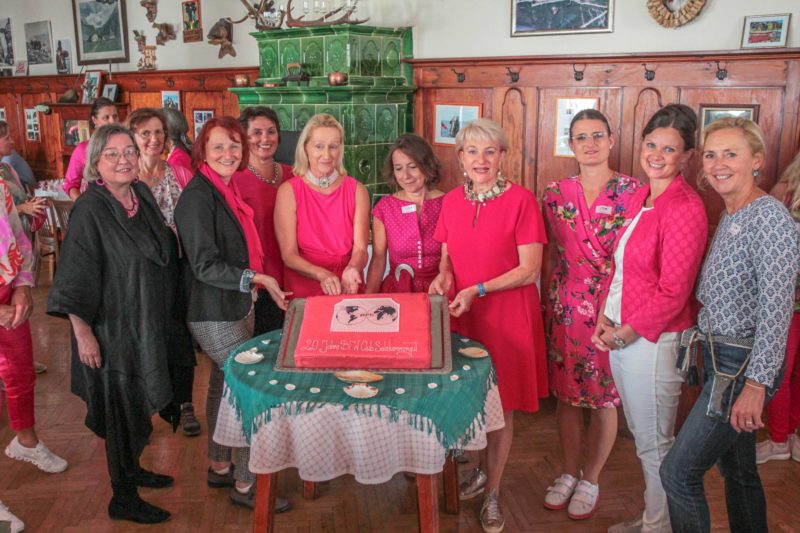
[306,170,339,189]
[464,175,508,206]
[249,161,280,185]
[123,188,138,217]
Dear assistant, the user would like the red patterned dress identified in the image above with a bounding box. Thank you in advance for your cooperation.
[543,174,639,408]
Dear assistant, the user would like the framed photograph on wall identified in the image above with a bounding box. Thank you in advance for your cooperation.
[64,119,91,146]
[0,18,15,67]
[554,97,600,157]
[0,107,5,121]
[192,109,214,139]
[741,14,791,49]
[81,70,102,103]
[25,109,40,141]
[72,0,130,65]
[699,104,760,139]
[182,0,203,43]
[512,0,614,37]
[162,90,181,111]
[102,83,118,102]
[24,20,53,65]
[433,103,482,146]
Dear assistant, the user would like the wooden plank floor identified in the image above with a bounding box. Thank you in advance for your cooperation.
[2,273,800,532]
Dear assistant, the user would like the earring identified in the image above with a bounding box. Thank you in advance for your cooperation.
[753,169,760,178]
[463,171,468,179]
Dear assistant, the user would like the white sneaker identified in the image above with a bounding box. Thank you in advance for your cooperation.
[0,500,25,533]
[459,468,487,500]
[567,480,599,520]
[608,515,643,533]
[792,434,800,463]
[5,437,68,473]
[755,439,791,464]
[544,473,578,510]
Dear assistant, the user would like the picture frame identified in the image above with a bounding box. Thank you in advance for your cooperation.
[24,20,54,65]
[699,104,760,139]
[433,103,482,146]
[162,90,181,111]
[81,70,102,104]
[0,107,5,121]
[0,18,15,67]
[512,0,614,37]
[554,97,600,158]
[192,109,214,139]
[71,0,130,65]
[56,39,73,74]
[25,108,40,142]
[182,0,203,43]
[741,14,791,49]
[64,119,90,147]
[102,83,118,102]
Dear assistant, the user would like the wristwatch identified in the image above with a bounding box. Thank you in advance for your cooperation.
[613,329,627,349]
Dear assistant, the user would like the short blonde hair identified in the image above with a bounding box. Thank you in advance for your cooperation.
[702,117,766,159]
[293,114,347,177]
[454,118,509,154]
[778,151,800,211]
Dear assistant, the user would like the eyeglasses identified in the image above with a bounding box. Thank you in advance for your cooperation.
[136,130,165,139]
[102,148,139,162]
[571,132,608,143]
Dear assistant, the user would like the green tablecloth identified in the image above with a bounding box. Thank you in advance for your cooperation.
[223,331,497,451]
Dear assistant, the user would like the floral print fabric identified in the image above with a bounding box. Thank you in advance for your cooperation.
[543,174,639,408]
[0,180,34,287]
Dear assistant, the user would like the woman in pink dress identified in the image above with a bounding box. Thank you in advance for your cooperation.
[275,114,370,298]
[233,106,293,334]
[63,98,118,200]
[430,119,548,533]
[542,109,640,520]
[366,133,444,294]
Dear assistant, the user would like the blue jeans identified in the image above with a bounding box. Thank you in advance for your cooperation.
[660,341,767,533]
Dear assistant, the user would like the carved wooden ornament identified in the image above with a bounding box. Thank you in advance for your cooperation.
[647,0,706,29]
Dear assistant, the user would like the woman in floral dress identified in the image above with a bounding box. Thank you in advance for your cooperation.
[542,109,639,520]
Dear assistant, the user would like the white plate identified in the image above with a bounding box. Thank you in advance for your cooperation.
[334,370,384,383]
[343,383,379,399]
[234,350,264,364]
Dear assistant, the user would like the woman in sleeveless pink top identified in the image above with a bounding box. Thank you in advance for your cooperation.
[275,114,370,298]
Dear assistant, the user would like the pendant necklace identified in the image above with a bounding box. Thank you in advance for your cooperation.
[464,174,508,226]
[306,170,339,189]
[249,161,280,185]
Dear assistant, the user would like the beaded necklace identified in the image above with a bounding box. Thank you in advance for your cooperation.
[305,170,339,189]
[249,161,281,185]
[464,175,508,206]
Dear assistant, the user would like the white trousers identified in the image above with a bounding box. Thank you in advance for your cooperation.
[610,332,682,533]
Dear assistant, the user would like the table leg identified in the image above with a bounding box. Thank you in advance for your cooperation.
[442,451,459,514]
[303,480,318,499]
[252,473,278,533]
[416,474,440,533]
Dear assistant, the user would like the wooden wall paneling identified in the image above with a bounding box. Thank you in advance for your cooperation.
[128,92,162,112]
[20,94,49,178]
[535,87,623,198]
[428,88,494,192]
[0,93,24,155]
[222,90,243,118]
[494,87,527,188]
[184,91,223,141]
[779,60,800,173]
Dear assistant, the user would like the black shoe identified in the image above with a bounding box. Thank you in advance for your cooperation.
[180,403,202,437]
[135,468,174,488]
[108,495,171,524]
[207,466,235,488]
[229,485,292,513]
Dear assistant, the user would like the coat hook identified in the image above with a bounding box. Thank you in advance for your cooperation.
[572,63,586,82]
[451,68,465,83]
[166,78,175,88]
[506,67,520,83]
[642,64,656,81]
[715,61,727,81]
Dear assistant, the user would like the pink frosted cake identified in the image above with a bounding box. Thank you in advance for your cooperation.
[294,293,432,369]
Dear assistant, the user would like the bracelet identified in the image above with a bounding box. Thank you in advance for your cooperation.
[744,381,765,391]
[476,282,486,298]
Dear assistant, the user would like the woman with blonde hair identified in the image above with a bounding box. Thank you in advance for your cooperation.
[430,118,548,532]
[755,150,800,464]
[274,113,370,298]
[661,118,799,532]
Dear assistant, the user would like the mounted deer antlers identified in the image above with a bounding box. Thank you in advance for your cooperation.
[284,0,369,28]
[227,0,285,31]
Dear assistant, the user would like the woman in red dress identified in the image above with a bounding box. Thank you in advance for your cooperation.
[430,118,548,533]
[232,106,293,334]
[275,114,370,298]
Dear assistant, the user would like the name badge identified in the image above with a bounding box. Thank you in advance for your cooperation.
[728,222,741,235]
[401,204,417,214]
[595,205,612,215]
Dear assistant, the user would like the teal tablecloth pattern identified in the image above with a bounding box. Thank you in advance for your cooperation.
[223,331,497,451]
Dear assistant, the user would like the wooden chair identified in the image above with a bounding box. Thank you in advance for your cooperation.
[50,199,73,237]
[33,199,61,284]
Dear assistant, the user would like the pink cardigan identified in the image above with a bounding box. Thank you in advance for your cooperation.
[610,176,708,343]
[63,140,88,195]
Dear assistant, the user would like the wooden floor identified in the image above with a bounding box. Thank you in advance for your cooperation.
[3,273,800,532]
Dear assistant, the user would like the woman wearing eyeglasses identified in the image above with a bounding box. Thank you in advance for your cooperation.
[542,109,640,520]
[48,124,187,524]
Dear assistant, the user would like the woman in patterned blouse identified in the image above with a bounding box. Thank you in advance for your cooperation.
[660,118,800,532]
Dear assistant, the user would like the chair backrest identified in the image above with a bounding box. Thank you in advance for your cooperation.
[50,199,73,236]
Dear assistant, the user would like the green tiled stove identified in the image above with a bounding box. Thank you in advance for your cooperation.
[231,25,415,195]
